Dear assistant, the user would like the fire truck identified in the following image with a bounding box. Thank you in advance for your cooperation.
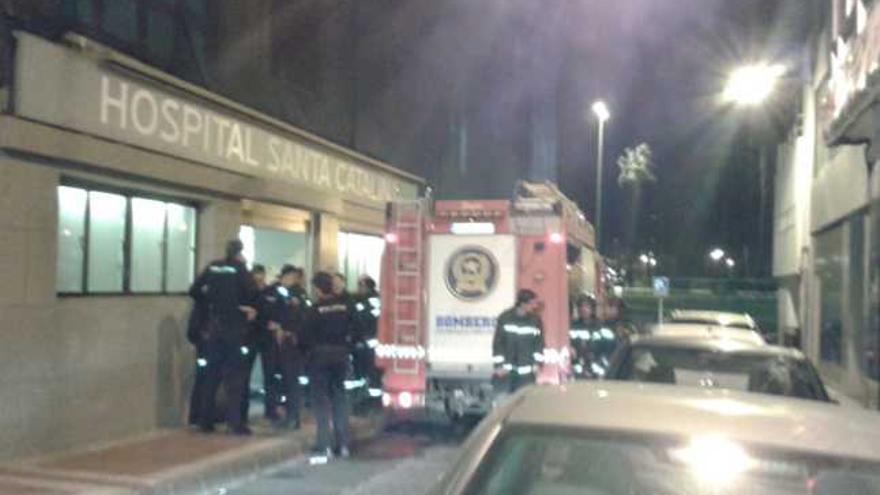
[375,181,603,419]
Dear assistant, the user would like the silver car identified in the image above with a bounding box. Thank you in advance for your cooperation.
[430,382,880,495]
[604,335,831,402]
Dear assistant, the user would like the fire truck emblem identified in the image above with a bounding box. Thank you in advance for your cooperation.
[445,246,498,301]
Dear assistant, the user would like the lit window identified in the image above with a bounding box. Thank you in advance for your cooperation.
[57,187,87,293]
[56,184,198,295]
[87,191,126,292]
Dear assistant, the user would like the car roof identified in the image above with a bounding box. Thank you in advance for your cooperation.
[669,310,755,328]
[628,334,804,359]
[507,381,880,463]
[648,322,766,345]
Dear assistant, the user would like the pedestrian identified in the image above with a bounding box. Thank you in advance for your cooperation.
[332,272,352,302]
[252,263,268,291]
[569,294,600,379]
[186,297,210,426]
[604,298,636,344]
[352,275,381,399]
[241,262,276,424]
[189,239,258,435]
[302,271,355,462]
[269,265,307,429]
[492,289,544,394]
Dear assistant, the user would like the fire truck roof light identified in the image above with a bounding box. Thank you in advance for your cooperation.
[450,222,496,235]
[549,232,564,244]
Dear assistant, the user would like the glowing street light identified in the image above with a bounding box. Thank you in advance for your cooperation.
[709,248,725,262]
[722,63,786,106]
[591,100,610,122]
[639,252,658,268]
[725,257,736,269]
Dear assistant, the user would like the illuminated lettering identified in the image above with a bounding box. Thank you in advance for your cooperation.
[159,99,181,143]
[100,76,128,129]
[130,89,159,136]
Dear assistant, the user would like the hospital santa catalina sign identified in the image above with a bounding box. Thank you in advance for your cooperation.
[13,32,417,203]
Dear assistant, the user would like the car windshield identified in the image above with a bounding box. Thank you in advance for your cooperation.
[464,427,880,495]
[613,346,828,401]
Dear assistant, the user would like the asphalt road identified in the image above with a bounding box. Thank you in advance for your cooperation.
[217,421,465,495]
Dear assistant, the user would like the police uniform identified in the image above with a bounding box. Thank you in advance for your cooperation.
[241,284,280,423]
[189,258,257,434]
[352,289,381,397]
[276,283,309,428]
[302,295,354,454]
[186,299,210,426]
[492,307,544,392]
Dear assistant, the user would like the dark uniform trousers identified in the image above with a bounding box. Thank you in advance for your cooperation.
[241,336,280,422]
[309,357,350,451]
[277,339,304,425]
[188,340,209,425]
[201,316,249,431]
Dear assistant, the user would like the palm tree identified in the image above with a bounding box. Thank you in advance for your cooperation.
[616,143,657,253]
[617,143,656,186]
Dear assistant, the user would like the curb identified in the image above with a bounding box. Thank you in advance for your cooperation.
[0,414,383,495]
[150,416,382,495]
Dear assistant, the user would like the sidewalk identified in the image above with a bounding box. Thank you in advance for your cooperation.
[0,415,380,495]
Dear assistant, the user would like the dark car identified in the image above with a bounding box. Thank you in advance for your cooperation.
[605,336,831,402]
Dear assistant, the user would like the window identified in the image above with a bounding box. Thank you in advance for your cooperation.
[816,226,845,365]
[130,198,166,292]
[239,225,309,281]
[56,184,197,295]
[338,232,384,290]
[87,191,127,292]
[56,187,87,292]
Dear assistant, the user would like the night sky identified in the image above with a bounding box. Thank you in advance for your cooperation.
[322,1,806,277]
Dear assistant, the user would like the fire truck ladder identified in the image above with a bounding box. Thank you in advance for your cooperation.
[391,200,423,376]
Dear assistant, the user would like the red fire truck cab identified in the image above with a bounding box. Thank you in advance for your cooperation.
[376,181,602,419]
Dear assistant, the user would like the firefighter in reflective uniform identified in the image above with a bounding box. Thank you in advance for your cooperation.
[352,275,381,399]
[492,289,544,393]
[260,265,306,429]
[302,271,354,461]
[188,239,258,435]
[569,294,601,379]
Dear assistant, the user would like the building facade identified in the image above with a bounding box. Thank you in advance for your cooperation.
[774,0,880,407]
[0,5,421,460]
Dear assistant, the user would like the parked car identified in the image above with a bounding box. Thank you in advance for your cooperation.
[605,335,830,402]
[667,309,758,330]
[430,382,880,495]
[647,322,766,346]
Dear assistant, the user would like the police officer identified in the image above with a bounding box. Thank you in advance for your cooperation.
[252,264,268,291]
[492,289,544,393]
[189,239,258,435]
[269,265,307,429]
[241,263,276,424]
[186,298,210,426]
[302,271,354,461]
[332,272,352,303]
[569,294,600,379]
[352,276,381,399]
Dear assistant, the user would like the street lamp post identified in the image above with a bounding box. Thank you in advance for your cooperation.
[722,63,786,276]
[591,100,610,249]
